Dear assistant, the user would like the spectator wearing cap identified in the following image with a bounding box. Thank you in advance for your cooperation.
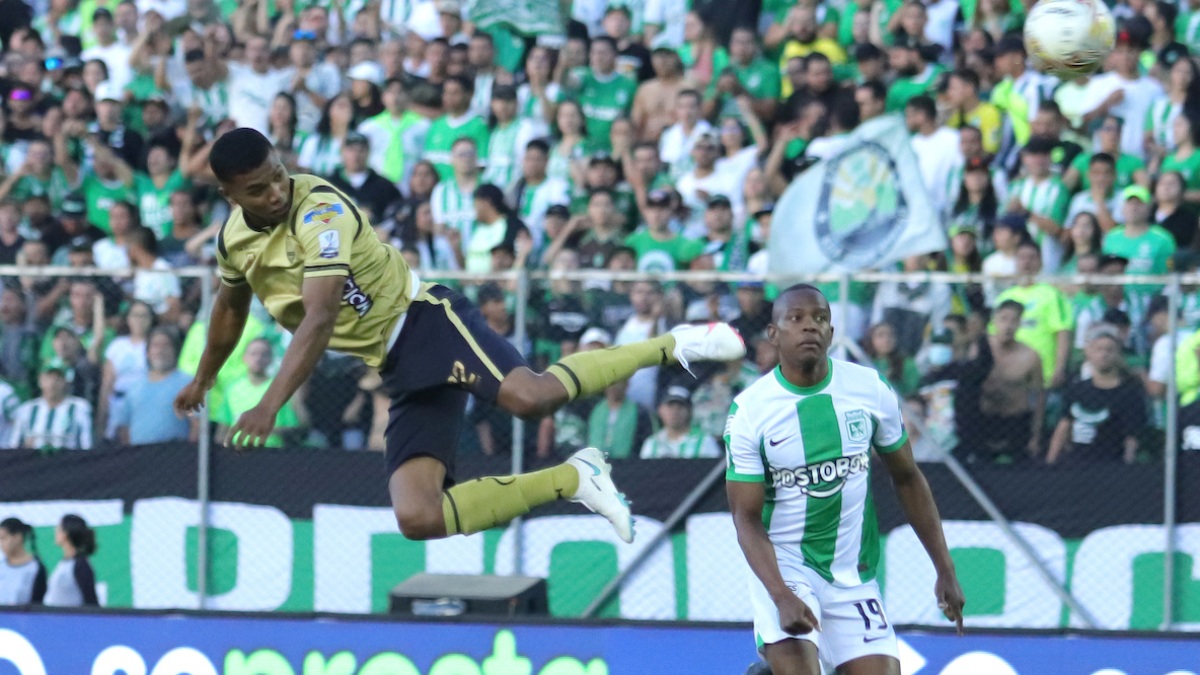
[359,78,431,187]
[945,69,1003,155]
[624,188,703,272]
[639,385,720,459]
[1079,27,1164,160]
[995,240,1074,387]
[328,132,402,224]
[465,184,530,273]
[675,131,738,232]
[991,36,1055,171]
[1064,116,1149,194]
[348,60,387,126]
[1005,136,1070,272]
[571,36,637,152]
[885,32,945,113]
[41,192,106,260]
[1066,153,1123,234]
[1103,185,1177,311]
[80,9,132,91]
[1048,324,1148,465]
[583,334,654,460]
[281,29,343,134]
[88,79,146,172]
[906,95,960,215]
[113,326,194,446]
[656,89,713,178]
[746,204,773,277]
[0,138,71,213]
[705,27,780,125]
[482,85,539,192]
[699,194,758,271]
[422,75,491,180]
[509,140,571,249]
[8,362,93,451]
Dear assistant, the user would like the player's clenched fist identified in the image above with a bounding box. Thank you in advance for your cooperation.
[777,594,821,635]
[173,380,209,418]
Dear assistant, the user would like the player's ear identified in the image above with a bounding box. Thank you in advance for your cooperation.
[766,323,778,346]
[217,185,234,207]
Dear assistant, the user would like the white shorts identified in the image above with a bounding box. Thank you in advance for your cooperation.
[749,544,898,670]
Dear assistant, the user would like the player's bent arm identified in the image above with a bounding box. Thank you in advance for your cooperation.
[727,480,793,604]
[256,274,343,413]
[193,281,253,389]
[878,442,955,577]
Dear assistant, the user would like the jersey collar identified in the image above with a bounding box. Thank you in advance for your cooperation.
[774,359,833,395]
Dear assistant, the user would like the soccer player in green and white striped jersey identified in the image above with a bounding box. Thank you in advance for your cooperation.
[726,285,963,674]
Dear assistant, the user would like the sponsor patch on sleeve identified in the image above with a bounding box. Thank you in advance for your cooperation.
[318,229,341,259]
[303,203,344,225]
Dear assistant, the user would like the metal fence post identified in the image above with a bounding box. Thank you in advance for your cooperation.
[510,269,529,576]
[1162,276,1181,631]
[196,272,214,610]
[837,273,851,360]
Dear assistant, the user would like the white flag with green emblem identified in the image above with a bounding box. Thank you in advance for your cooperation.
[768,115,946,274]
[469,0,564,36]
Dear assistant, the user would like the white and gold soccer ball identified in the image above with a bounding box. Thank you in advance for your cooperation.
[1023,0,1117,80]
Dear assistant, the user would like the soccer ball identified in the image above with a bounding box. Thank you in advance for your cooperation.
[1023,0,1116,80]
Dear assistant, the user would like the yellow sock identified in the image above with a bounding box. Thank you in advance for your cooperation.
[547,334,677,400]
[441,464,580,536]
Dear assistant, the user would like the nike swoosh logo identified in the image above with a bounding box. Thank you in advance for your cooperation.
[769,435,794,447]
[863,636,889,643]
[579,458,602,476]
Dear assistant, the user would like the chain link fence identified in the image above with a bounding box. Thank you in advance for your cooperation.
[0,267,1195,632]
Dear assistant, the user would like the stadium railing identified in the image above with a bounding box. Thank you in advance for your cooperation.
[0,266,1194,632]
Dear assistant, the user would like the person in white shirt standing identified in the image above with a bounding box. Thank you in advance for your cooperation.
[81,8,133,91]
[726,284,964,675]
[9,364,93,451]
[658,89,713,178]
[226,35,291,135]
[905,95,960,216]
[1080,30,1164,160]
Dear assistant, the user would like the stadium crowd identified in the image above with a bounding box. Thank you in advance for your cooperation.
[0,0,1197,465]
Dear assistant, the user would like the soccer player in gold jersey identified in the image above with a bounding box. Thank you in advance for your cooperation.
[174,128,746,543]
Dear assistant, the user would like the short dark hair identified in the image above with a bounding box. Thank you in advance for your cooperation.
[445,74,474,93]
[525,139,550,155]
[805,52,831,69]
[209,128,273,182]
[858,80,887,102]
[772,283,827,320]
[678,88,702,104]
[128,225,158,255]
[951,68,980,91]
[1090,152,1116,169]
[592,35,618,52]
[473,183,508,214]
[906,94,937,120]
[997,299,1025,315]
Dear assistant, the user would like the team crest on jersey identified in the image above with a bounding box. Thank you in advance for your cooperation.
[304,203,344,226]
[844,409,868,442]
[285,239,296,264]
[318,230,340,259]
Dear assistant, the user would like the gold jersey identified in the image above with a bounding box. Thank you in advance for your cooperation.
[216,174,413,368]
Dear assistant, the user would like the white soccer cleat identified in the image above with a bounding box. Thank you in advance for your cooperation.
[567,447,635,543]
[670,322,747,375]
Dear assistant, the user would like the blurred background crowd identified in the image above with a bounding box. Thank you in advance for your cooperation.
[0,0,1196,467]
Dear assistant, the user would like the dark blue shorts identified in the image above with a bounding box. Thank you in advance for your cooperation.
[380,283,527,483]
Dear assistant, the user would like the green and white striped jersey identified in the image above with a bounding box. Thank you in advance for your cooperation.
[640,427,721,459]
[430,178,478,240]
[725,358,909,586]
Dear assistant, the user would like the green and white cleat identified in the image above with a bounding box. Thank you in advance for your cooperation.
[670,322,747,375]
[567,447,635,543]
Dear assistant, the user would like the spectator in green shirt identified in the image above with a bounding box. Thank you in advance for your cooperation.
[624,189,704,272]
[573,37,638,151]
[994,240,1075,387]
[704,26,781,123]
[214,338,302,448]
[1103,185,1177,313]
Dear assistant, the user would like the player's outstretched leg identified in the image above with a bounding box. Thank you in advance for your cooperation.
[400,322,746,544]
[437,446,634,542]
